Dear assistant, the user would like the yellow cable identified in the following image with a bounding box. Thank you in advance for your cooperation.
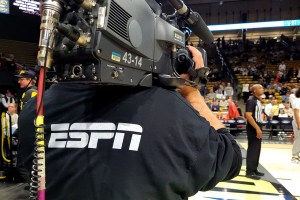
[6,118,10,149]
[1,112,10,163]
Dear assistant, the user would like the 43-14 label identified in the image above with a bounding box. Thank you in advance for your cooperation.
[122,52,142,67]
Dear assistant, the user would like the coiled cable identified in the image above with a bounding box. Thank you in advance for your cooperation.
[29,121,45,200]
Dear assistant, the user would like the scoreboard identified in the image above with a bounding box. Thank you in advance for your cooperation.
[12,0,40,15]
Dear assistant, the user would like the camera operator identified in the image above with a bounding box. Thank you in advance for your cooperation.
[19,46,242,200]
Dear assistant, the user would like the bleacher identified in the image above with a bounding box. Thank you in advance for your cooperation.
[0,39,38,67]
[236,75,258,85]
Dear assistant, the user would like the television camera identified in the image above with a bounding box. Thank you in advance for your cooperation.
[28,1,215,198]
[38,0,214,88]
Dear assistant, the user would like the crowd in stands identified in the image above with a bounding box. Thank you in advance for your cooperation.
[204,35,300,139]
[201,80,243,120]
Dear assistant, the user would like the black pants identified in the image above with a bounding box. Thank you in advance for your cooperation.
[14,130,30,183]
[246,124,262,173]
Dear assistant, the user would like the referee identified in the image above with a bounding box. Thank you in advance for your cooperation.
[245,84,265,180]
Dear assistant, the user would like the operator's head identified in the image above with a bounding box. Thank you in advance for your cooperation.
[251,84,264,97]
[15,70,36,88]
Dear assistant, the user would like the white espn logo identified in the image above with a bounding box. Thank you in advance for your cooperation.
[48,122,143,151]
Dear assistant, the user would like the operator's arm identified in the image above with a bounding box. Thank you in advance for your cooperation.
[178,46,242,191]
[178,46,224,130]
[179,85,225,130]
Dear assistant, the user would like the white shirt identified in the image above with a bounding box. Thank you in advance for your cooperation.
[278,103,285,109]
[242,84,249,92]
[224,86,234,96]
[1,96,15,108]
[290,94,296,108]
[6,113,19,126]
[279,113,288,118]
[216,93,224,99]
[292,98,300,119]
[264,103,272,116]
[279,63,286,71]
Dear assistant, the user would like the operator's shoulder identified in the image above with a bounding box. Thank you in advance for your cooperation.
[147,86,185,99]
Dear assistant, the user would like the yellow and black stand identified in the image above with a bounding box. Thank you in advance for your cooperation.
[0,112,13,181]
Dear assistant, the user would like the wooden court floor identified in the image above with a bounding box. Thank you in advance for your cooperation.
[0,143,298,200]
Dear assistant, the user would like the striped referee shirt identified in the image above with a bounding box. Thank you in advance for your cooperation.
[246,96,263,124]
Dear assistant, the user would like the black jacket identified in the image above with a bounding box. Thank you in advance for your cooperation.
[19,85,37,111]
[19,83,242,200]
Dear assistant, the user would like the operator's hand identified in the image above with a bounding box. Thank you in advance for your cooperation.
[256,127,262,139]
[178,46,204,95]
[177,46,225,130]
[187,45,204,69]
[180,45,204,80]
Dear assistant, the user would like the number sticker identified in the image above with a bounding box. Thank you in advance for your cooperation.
[122,52,143,67]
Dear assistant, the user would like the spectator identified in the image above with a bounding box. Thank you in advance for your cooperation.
[278,109,288,118]
[219,97,228,108]
[1,90,16,112]
[228,99,240,120]
[227,99,241,137]
[278,61,286,72]
[270,100,279,121]
[279,83,290,102]
[224,82,234,97]
[264,100,272,124]
[211,101,220,111]
[215,88,224,99]
[265,90,274,100]
[283,103,293,118]
[206,88,216,100]
[6,103,19,126]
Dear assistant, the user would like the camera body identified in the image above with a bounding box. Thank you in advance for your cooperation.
[39,0,211,87]
[52,0,189,87]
